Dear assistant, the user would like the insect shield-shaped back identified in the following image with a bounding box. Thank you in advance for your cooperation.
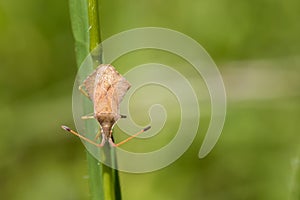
[81,64,131,138]
[61,64,151,147]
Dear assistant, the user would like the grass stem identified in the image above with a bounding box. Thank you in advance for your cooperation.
[69,0,121,199]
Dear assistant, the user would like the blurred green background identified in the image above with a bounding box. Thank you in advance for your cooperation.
[1,0,300,199]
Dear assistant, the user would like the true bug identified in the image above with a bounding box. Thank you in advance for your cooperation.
[61,64,150,147]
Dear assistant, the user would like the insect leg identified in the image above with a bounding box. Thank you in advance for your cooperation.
[81,113,94,120]
[108,138,117,147]
[115,126,151,147]
[99,134,106,147]
[61,125,104,147]
[78,84,89,98]
[94,128,101,140]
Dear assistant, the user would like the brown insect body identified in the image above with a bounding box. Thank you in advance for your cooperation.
[82,64,131,140]
[61,64,150,147]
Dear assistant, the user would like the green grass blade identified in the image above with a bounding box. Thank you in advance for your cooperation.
[69,0,104,199]
[69,0,122,199]
[69,0,89,66]
[86,152,105,200]
[111,147,122,200]
[87,0,101,51]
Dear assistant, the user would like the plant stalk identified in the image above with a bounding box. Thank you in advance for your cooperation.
[69,0,121,199]
[88,0,122,200]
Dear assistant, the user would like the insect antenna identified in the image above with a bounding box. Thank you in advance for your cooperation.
[61,125,104,147]
[61,125,151,147]
[115,126,151,147]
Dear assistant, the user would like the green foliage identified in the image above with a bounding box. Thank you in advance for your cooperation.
[69,0,121,199]
[0,0,299,200]
[69,0,105,198]
[69,0,89,66]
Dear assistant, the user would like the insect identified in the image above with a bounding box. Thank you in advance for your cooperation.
[61,64,151,147]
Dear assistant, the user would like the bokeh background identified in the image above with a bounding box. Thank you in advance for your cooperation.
[1,0,299,199]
